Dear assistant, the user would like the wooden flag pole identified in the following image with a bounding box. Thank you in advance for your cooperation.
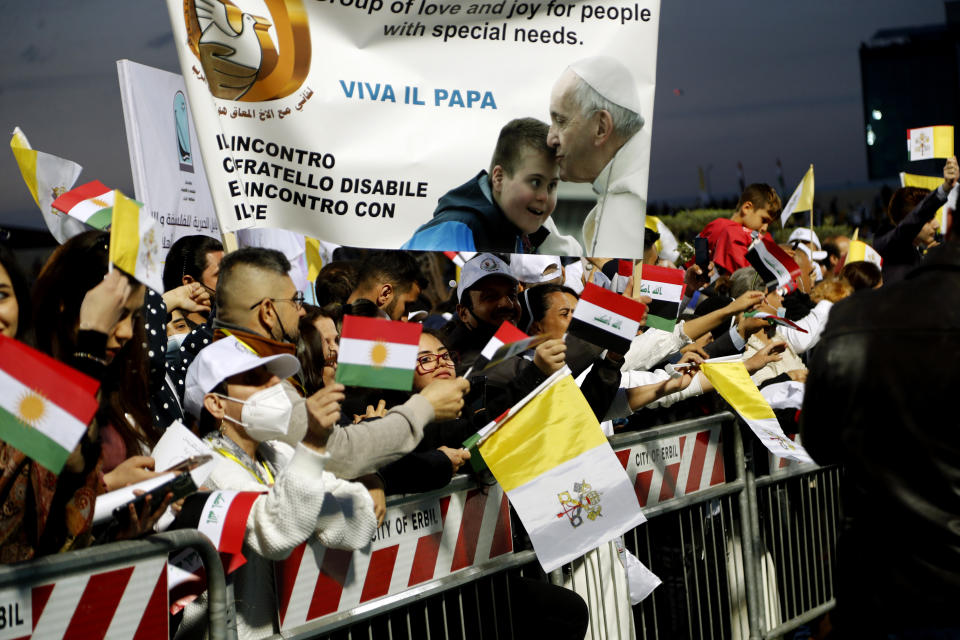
[632,259,643,298]
[852,227,859,242]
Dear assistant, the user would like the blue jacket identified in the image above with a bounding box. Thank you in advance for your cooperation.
[402,171,547,253]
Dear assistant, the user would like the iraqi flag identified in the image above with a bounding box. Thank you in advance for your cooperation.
[196,490,264,573]
[746,236,801,292]
[475,321,545,372]
[568,283,647,354]
[636,265,686,332]
[51,180,116,230]
[0,334,100,473]
[336,315,422,390]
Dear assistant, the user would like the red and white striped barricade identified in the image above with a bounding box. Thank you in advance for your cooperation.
[0,556,168,639]
[276,484,512,630]
[613,423,726,508]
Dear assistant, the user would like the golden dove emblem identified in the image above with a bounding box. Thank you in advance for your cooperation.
[183,0,311,101]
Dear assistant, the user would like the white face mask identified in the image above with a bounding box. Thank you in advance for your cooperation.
[220,384,301,445]
[166,332,188,355]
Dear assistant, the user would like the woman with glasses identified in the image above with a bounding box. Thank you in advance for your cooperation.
[376,330,476,495]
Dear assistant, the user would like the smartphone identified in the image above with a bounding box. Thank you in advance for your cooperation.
[162,454,213,474]
[113,472,197,528]
[694,237,710,270]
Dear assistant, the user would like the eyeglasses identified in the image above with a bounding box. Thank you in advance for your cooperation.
[249,291,305,311]
[416,351,458,372]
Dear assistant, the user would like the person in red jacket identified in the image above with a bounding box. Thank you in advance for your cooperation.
[699,184,781,275]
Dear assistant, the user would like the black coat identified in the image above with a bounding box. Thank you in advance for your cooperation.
[801,241,960,633]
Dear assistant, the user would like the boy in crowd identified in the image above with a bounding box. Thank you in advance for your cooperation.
[403,118,560,253]
[698,183,781,275]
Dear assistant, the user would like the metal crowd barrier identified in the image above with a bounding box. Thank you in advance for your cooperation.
[0,528,233,640]
[0,414,840,640]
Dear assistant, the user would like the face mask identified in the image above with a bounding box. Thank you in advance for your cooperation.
[776,306,787,318]
[221,384,302,444]
[166,333,188,356]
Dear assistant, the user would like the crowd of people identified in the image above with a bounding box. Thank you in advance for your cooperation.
[0,152,957,638]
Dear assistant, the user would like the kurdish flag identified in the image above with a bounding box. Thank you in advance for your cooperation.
[701,362,812,463]
[908,125,954,161]
[746,235,801,292]
[568,283,646,353]
[779,164,814,226]
[844,240,883,267]
[636,264,685,332]
[476,321,545,371]
[478,367,645,572]
[0,334,100,473]
[10,127,85,244]
[109,191,163,293]
[52,180,116,230]
[336,315,422,390]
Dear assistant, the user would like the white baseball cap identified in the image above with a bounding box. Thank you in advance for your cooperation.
[788,228,827,260]
[456,253,518,302]
[184,336,301,418]
[511,255,562,285]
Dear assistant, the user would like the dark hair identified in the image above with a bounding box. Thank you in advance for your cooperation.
[297,305,328,395]
[519,284,578,331]
[840,261,882,291]
[0,242,34,344]
[162,235,223,292]
[315,260,359,307]
[216,247,291,315]
[32,231,157,451]
[887,186,929,226]
[736,183,782,217]
[355,250,426,296]
[489,118,553,177]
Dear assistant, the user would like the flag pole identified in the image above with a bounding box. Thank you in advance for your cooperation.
[632,259,643,298]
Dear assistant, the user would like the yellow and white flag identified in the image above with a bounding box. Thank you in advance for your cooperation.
[109,191,163,293]
[9,127,86,244]
[701,362,812,463]
[901,171,950,236]
[779,164,814,226]
[908,125,954,161]
[845,240,883,267]
[478,367,646,572]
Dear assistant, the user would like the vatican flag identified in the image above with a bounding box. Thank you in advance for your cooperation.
[478,367,646,572]
[701,362,812,463]
[109,191,164,293]
[780,164,815,226]
[9,127,85,244]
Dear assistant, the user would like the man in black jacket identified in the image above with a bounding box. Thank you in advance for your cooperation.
[801,225,960,635]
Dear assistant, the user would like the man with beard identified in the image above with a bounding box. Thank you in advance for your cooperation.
[442,253,529,371]
[347,250,426,321]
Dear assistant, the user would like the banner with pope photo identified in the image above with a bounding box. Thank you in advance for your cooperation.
[164,0,660,258]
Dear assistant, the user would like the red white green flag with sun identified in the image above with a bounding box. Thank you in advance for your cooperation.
[0,334,100,473]
[335,315,423,391]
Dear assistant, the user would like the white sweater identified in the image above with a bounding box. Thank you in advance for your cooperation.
[178,442,376,640]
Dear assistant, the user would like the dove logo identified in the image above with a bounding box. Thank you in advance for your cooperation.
[184,0,311,101]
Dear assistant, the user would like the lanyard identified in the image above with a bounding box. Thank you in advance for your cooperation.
[206,434,275,486]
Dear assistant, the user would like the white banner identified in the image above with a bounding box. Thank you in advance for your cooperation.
[164,0,660,256]
[118,59,222,261]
